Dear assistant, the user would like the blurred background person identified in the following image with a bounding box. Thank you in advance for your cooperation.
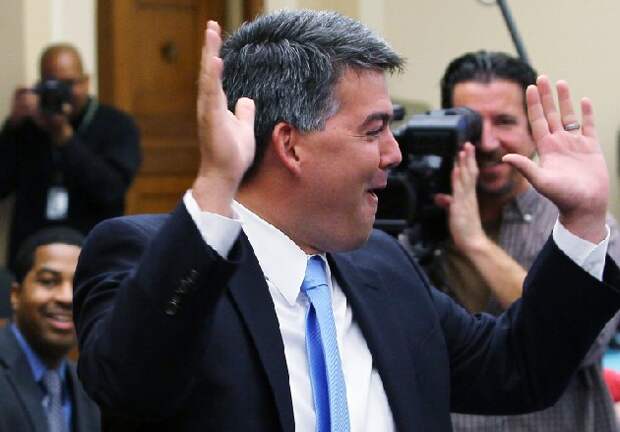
[0,43,141,273]
[0,226,100,432]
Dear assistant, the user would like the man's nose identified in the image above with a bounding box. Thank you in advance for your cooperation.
[477,122,500,153]
[380,130,402,169]
[54,280,73,305]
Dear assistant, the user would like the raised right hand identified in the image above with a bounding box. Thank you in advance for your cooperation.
[192,20,256,216]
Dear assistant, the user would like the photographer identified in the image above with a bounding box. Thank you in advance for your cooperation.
[429,51,620,431]
[0,43,141,272]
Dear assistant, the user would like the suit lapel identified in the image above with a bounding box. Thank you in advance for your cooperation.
[228,236,295,432]
[330,253,424,431]
[0,327,49,432]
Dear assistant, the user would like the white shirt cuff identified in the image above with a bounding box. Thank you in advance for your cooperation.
[183,190,241,258]
[552,219,610,281]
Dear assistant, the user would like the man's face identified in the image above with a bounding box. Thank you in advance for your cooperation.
[452,79,535,199]
[11,243,80,360]
[292,68,402,253]
[41,50,90,114]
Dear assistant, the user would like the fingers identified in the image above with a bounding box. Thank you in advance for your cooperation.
[537,76,563,133]
[434,193,453,209]
[556,80,579,133]
[580,97,597,139]
[526,84,550,143]
[455,142,478,187]
[502,153,539,184]
[235,97,255,127]
[449,143,478,205]
[198,21,226,123]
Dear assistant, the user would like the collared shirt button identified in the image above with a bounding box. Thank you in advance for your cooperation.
[523,213,533,223]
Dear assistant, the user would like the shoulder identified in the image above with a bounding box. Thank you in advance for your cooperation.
[337,229,432,289]
[82,214,170,254]
[0,326,21,367]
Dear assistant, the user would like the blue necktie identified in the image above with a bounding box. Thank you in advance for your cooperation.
[302,256,350,432]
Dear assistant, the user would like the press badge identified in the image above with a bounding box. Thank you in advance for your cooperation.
[46,186,69,220]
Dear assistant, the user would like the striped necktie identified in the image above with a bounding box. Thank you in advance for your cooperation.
[42,369,66,432]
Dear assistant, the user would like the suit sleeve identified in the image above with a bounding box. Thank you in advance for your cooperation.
[435,239,620,414]
[73,204,241,420]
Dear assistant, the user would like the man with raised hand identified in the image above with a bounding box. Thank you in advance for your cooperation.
[425,51,620,431]
[73,10,620,432]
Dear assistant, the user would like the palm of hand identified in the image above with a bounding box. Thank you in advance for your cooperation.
[532,129,608,218]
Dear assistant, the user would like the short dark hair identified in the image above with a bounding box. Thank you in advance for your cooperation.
[221,9,404,183]
[440,50,537,110]
[14,227,84,283]
[39,43,85,78]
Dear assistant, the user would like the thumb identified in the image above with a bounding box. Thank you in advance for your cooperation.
[502,154,540,184]
[235,97,255,128]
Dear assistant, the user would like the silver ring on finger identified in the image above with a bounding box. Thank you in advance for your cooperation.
[563,122,580,132]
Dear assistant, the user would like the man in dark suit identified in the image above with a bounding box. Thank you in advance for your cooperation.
[0,227,100,432]
[73,10,620,432]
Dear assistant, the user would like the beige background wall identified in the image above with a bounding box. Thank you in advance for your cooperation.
[1,0,619,265]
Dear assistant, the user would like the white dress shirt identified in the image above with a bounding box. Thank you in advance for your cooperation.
[183,191,609,431]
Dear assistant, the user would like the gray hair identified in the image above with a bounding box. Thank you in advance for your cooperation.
[221,9,404,182]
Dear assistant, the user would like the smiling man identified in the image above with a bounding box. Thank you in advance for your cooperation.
[0,227,99,432]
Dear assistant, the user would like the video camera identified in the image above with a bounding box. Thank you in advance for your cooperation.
[375,106,482,262]
[35,79,73,115]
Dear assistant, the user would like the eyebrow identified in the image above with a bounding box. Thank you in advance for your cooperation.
[360,112,393,129]
[35,268,62,278]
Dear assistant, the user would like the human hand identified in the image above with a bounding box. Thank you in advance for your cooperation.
[192,20,255,216]
[503,76,608,243]
[435,142,486,253]
[8,87,39,127]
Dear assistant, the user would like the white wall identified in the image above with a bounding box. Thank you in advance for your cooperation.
[0,0,96,121]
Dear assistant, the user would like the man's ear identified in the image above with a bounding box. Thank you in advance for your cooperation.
[271,122,302,175]
[10,281,21,313]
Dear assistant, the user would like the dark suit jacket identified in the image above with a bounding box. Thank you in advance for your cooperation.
[73,204,620,431]
[0,325,100,432]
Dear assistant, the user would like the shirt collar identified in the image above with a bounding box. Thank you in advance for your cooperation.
[10,323,67,383]
[233,201,328,306]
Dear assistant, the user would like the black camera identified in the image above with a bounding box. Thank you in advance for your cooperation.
[375,107,482,261]
[35,79,73,115]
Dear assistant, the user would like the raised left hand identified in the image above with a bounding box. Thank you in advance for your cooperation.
[502,76,608,243]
